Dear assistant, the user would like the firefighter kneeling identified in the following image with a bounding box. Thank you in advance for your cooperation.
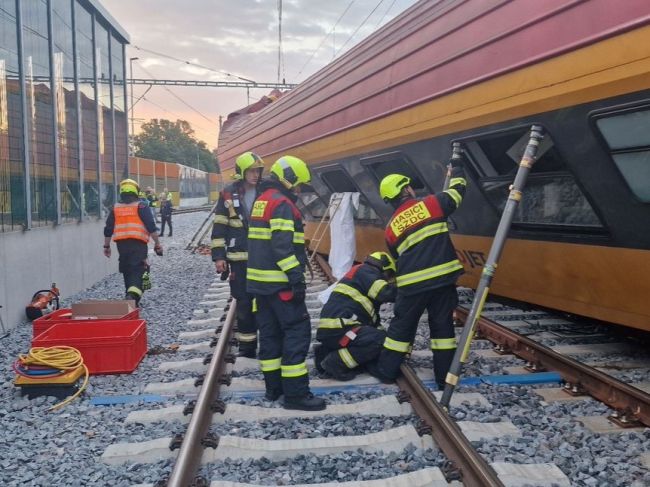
[247,155,325,411]
[315,252,397,381]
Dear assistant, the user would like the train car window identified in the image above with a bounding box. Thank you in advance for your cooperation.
[475,130,563,176]
[318,169,380,222]
[595,109,650,202]
[464,128,603,229]
[361,154,427,194]
[320,170,357,193]
[296,189,328,219]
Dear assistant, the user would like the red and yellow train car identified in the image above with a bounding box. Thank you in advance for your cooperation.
[217,0,650,331]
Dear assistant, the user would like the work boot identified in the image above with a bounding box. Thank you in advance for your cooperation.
[283,393,326,411]
[364,360,395,384]
[126,291,140,307]
[320,353,357,381]
[313,344,327,374]
[237,348,256,359]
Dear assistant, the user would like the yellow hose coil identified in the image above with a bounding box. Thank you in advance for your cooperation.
[19,346,90,411]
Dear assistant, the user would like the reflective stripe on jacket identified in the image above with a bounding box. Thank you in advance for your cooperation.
[113,202,149,243]
[246,180,306,295]
[317,263,396,340]
[210,181,257,262]
[384,164,466,295]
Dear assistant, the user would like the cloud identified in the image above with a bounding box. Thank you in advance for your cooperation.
[101,0,419,147]
[140,58,166,68]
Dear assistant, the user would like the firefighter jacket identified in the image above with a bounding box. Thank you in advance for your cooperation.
[104,201,157,243]
[246,179,306,296]
[318,263,396,337]
[385,163,466,295]
[211,181,257,263]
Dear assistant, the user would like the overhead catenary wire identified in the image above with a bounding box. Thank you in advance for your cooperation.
[335,0,387,56]
[295,0,357,78]
[138,96,216,142]
[375,0,399,27]
[138,64,216,126]
[132,45,256,83]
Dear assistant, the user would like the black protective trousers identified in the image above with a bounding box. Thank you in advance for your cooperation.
[255,293,312,398]
[318,326,386,370]
[160,215,172,236]
[377,284,458,385]
[229,261,256,354]
[116,239,148,304]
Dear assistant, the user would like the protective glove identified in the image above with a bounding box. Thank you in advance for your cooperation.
[291,281,306,303]
[154,244,163,256]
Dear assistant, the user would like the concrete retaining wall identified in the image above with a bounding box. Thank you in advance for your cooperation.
[0,220,115,331]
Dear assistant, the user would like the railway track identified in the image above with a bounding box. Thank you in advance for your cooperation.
[96,254,650,486]
[170,205,214,216]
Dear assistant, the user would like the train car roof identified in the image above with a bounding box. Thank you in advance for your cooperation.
[217,0,650,171]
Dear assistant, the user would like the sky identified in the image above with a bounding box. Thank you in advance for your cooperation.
[101,0,421,149]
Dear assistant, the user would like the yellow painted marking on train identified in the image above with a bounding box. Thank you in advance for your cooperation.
[221,25,650,167]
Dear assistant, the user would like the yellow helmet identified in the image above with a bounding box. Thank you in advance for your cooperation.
[270,155,311,188]
[119,178,140,195]
[366,251,396,274]
[379,174,410,201]
[234,152,264,179]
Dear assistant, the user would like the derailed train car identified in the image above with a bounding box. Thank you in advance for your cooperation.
[216,0,650,331]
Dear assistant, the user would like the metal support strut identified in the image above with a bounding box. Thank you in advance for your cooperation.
[440,125,545,409]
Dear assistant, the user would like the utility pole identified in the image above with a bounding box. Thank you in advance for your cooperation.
[129,57,139,153]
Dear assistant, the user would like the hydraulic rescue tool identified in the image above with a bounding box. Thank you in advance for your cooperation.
[25,284,60,321]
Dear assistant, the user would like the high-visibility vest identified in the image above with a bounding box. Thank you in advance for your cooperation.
[113,202,149,243]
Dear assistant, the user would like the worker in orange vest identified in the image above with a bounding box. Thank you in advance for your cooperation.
[103,179,163,306]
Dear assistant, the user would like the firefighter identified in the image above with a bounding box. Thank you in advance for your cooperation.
[247,155,326,411]
[103,179,163,306]
[211,152,264,357]
[315,252,397,381]
[374,163,466,389]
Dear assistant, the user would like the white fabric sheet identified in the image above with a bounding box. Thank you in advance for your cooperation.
[327,192,359,280]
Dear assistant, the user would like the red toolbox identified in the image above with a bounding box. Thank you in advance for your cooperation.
[33,303,139,338]
[31,320,147,375]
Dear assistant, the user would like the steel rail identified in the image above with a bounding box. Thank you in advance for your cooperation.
[397,365,504,487]
[167,299,237,487]
[311,252,502,485]
[456,306,650,426]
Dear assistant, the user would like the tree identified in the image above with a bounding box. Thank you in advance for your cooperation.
[133,119,219,173]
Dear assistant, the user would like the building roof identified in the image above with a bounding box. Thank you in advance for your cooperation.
[84,0,130,43]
